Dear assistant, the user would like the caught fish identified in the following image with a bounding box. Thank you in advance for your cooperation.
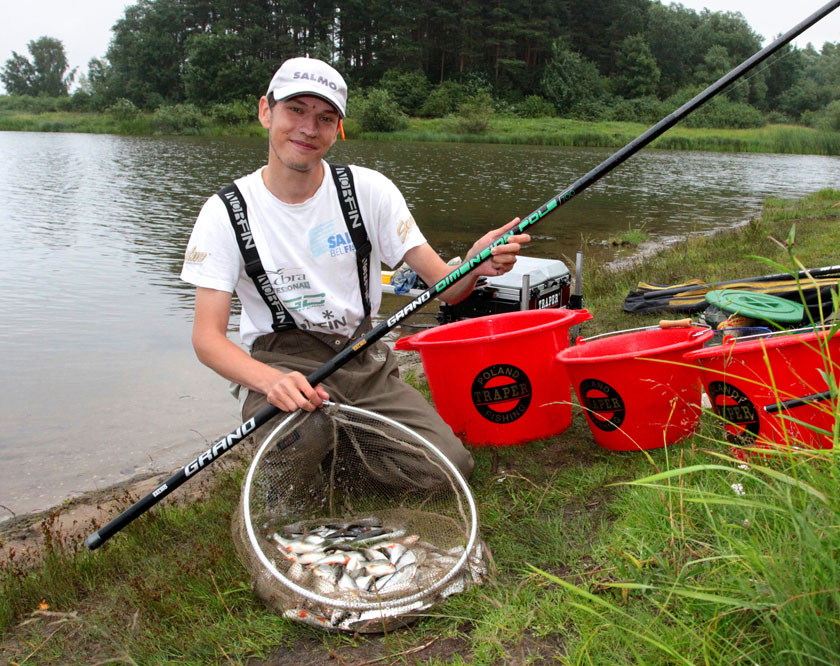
[362,547,389,561]
[286,562,306,582]
[309,552,350,568]
[267,519,465,603]
[355,574,374,592]
[337,573,358,592]
[379,542,406,564]
[395,549,417,569]
[297,551,327,565]
[364,561,397,577]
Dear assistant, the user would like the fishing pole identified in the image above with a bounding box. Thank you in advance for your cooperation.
[85,0,840,550]
[764,389,834,414]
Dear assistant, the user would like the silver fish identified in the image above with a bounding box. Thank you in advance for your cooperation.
[297,550,327,566]
[395,549,417,569]
[363,547,389,561]
[310,552,350,568]
[337,573,358,592]
[286,562,306,581]
[382,542,407,564]
[355,574,374,591]
[364,561,397,577]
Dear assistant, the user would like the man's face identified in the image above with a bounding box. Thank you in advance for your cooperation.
[259,94,340,174]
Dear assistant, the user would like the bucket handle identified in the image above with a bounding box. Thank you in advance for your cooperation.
[576,319,705,344]
[393,333,417,351]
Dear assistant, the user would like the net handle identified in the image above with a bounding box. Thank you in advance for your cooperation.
[241,402,479,612]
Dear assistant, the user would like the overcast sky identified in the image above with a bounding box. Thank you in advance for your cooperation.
[0,0,838,93]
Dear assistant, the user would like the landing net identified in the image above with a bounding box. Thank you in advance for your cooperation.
[233,402,485,632]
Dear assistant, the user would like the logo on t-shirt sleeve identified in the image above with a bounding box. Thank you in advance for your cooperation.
[397,215,416,244]
[184,246,208,264]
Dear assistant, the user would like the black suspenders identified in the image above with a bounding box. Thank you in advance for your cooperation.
[217,163,371,332]
[329,164,372,320]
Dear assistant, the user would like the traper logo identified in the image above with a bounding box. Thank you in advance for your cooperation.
[708,380,759,445]
[580,379,626,432]
[471,364,532,424]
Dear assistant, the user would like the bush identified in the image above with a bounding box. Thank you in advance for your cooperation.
[516,95,555,118]
[684,97,765,129]
[108,98,140,121]
[379,69,431,115]
[450,91,494,134]
[357,89,408,132]
[208,99,254,125]
[765,110,795,125]
[0,94,64,113]
[810,100,840,132]
[608,95,668,123]
[418,81,465,117]
[151,103,206,133]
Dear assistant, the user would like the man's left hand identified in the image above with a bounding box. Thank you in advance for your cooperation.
[467,217,531,278]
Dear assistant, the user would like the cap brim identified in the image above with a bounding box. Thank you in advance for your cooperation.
[269,83,345,118]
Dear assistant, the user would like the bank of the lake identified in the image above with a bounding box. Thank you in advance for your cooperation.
[2,190,838,665]
[2,109,840,156]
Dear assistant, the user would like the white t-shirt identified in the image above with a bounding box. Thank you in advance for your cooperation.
[181,162,426,346]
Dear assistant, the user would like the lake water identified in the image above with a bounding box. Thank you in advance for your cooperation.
[2,130,839,520]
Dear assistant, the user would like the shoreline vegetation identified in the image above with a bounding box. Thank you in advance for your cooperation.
[2,108,840,156]
[1,190,838,664]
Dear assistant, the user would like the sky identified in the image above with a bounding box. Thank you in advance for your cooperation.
[0,0,839,93]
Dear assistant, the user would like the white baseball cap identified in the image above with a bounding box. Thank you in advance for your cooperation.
[266,57,348,118]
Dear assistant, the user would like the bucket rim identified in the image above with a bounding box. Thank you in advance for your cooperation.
[684,325,835,361]
[397,308,592,348]
[557,325,713,364]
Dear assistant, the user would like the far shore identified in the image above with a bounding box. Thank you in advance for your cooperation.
[2,110,840,156]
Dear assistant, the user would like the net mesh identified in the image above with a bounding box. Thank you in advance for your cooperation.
[233,402,486,632]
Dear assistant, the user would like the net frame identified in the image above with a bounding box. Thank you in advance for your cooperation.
[240,401,480,612]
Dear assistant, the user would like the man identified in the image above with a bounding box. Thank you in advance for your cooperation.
[180,57,530,479]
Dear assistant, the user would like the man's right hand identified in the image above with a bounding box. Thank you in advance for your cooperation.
[264,368,329,412]
[192,287,328,413]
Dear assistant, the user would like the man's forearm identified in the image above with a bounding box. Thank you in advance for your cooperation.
[194,333,281,395]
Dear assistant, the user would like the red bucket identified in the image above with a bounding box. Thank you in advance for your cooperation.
[394,309,592,446]
[555,325,713,451]
[683,327,839,450]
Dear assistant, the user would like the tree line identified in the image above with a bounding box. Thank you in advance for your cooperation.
[3,0,840,130]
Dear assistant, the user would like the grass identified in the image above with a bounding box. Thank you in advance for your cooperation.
[354,118,840,156]
[605,224,649,247]
[1,190,839,664]
[2,108,839,155]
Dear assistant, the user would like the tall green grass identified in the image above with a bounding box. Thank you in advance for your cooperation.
[537,247,840,665]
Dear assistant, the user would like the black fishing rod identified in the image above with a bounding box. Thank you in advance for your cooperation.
[85,0,840,550]
[764,389,834,414]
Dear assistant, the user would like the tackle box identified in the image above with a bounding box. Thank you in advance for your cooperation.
[436,255,572,325]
